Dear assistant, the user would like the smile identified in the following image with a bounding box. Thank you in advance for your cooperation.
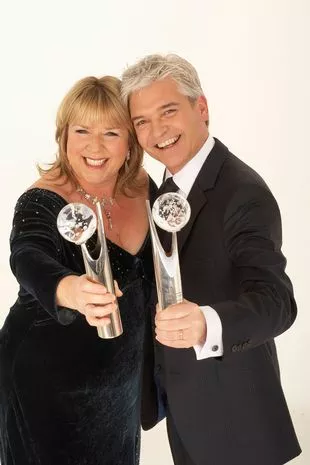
[155,135,181,149]
[85,158,106,167]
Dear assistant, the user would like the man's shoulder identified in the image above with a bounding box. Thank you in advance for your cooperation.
[213,138,270,192]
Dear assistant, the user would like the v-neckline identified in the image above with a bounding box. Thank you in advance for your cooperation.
[27,187,150,257]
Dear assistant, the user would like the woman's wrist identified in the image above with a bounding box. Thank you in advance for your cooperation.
[56,275,79,309]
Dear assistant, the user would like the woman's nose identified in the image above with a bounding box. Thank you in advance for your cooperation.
[87,134,102,153]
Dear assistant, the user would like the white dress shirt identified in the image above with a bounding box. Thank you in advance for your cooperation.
[165,135,224,360]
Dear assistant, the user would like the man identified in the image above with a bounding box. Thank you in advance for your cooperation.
[122,54,301,465]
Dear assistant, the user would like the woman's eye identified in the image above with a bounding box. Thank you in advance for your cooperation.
[75,129,88,134]
[105,131,119,137]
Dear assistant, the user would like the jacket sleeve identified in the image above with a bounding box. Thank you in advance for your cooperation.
[213,184,297,355]
[10,191,80,325]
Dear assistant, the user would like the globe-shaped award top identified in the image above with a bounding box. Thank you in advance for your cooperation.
[57,203,97,245]
[152,192,191,233]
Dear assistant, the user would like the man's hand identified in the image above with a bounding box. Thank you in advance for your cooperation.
[155,299,207,348]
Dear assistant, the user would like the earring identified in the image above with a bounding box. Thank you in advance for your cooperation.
[125,150,130,172]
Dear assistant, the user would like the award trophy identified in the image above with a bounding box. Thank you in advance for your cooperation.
[146,192,191,310]
[57,202,123,339]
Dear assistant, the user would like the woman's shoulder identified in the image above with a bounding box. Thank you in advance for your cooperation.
[30,176,72,200]
[15,177,71,214]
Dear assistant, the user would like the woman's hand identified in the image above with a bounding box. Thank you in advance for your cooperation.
[56,275,122,327]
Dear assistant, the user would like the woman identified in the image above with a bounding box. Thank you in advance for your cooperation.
[0,76,156,465]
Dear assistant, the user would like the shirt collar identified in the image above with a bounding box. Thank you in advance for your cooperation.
[165,135,215,198]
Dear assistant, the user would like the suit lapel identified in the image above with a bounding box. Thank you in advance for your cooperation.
[177,184,207,253]
[177,138,229,253]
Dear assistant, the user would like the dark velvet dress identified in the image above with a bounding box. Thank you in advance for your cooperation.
[0,187,155,465]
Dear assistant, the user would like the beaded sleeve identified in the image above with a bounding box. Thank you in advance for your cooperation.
[10,189,79,325]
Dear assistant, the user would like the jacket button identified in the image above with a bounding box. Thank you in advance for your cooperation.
[212,345,219,352]
[232,345,238,352]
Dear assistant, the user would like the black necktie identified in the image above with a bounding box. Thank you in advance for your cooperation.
[156,177,179,252]
[157,177,179,197]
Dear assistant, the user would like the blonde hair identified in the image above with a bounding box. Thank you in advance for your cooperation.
[39,75,145,195]
[121,54,204,105]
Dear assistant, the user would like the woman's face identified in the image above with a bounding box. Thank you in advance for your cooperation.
[66,120,129,191]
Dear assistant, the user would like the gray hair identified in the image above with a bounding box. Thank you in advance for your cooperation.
[121,54,204,105]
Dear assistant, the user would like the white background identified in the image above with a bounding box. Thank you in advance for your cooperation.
[0,0,309,463]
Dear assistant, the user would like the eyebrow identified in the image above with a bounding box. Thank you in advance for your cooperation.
[131,102,180,122]
[71,124,91,129]
[71,124,120,130]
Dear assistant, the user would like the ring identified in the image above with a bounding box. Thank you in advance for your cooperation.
[178,329,184,340]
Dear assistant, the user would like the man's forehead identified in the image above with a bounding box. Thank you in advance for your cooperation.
[129,79,183,117]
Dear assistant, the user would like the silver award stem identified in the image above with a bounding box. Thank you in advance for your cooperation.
[81,202,123,338]
[146,200,183,310]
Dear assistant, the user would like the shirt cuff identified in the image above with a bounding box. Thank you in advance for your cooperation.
[193,306,223,360]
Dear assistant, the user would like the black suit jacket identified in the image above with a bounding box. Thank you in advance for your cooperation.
[142,139,301,465]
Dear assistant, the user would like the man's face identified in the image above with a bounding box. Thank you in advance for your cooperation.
[129,78,209,174]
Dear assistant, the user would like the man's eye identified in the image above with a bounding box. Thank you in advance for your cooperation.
[135,120,146,128]
[164,109,176,116]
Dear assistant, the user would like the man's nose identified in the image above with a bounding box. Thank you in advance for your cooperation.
[150,120,167,140]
